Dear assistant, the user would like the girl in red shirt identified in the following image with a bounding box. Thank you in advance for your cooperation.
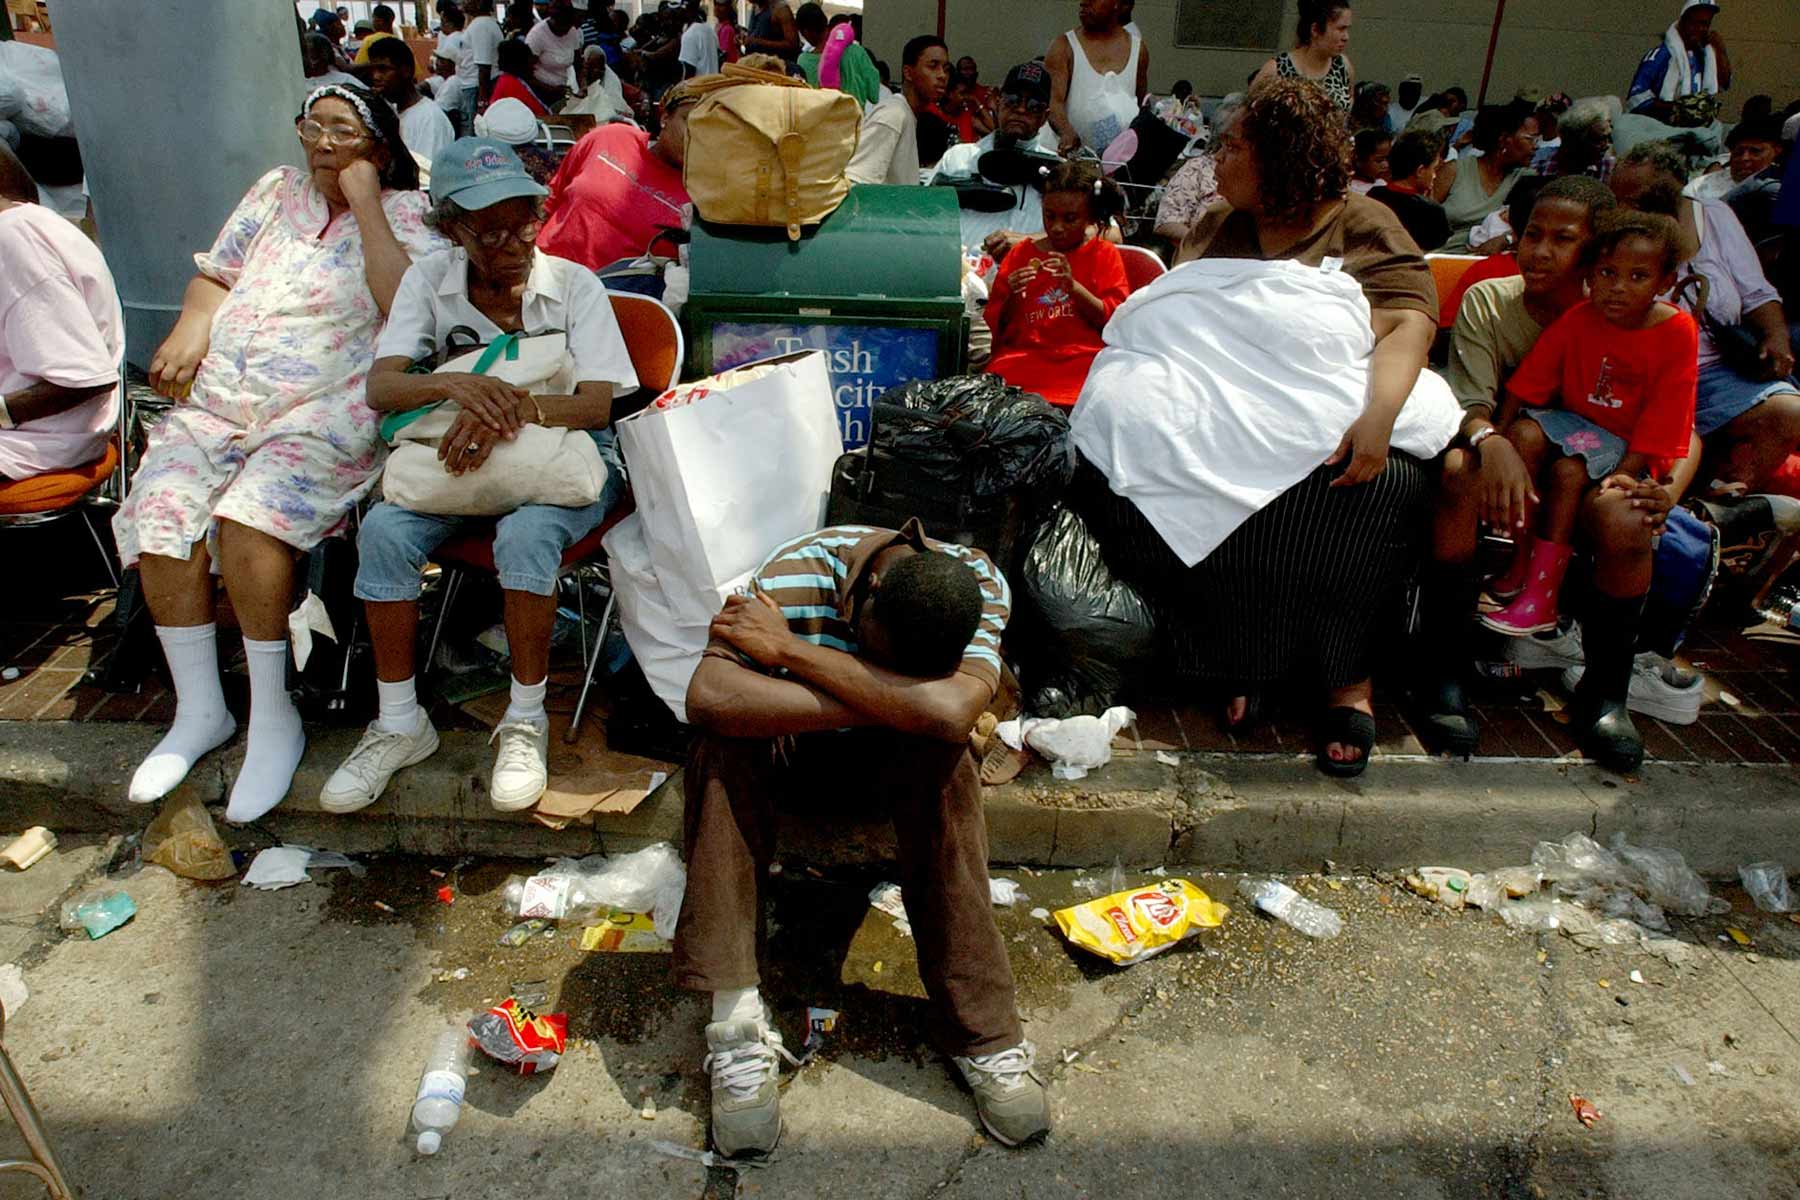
[984,162,1130,407]
[1482,212,1699,636]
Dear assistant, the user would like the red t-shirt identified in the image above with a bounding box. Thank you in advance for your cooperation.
[489,73,549,117]
[1505,300,1699,460]
[537,124,691,271]
[984,235,1130,407]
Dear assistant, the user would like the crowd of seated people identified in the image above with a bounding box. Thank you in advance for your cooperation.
[5,0,1798,1167]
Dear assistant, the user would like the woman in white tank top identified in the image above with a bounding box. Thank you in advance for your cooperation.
[1058,24,1142,153]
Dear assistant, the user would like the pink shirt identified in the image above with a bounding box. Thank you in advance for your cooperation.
[0,203,121,479]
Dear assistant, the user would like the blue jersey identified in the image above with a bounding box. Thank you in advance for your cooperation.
[1627,43,1709,115]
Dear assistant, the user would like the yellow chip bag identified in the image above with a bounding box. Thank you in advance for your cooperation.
[1053,879,1229,965]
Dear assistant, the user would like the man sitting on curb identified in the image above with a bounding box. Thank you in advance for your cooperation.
[675,519,1050,1157]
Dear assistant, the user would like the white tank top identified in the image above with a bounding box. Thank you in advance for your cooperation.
[1063,27,1141,152]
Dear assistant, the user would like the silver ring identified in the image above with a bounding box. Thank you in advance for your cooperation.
[465,442,480,454]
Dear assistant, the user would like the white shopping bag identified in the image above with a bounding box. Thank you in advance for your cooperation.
[602,512,752,724]
[616,350,843,628]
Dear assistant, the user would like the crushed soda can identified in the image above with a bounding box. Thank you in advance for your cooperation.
[1052,879,1228,966]
[498,918,549,947]
[468,999,567,1075]
[802,1007,840,1058]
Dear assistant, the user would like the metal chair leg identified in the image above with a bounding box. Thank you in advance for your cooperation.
[574,571,589,672]
[81,508,119,589]
[0,1042,75,1199]
[563,590,616,745]
[425,569,462,677]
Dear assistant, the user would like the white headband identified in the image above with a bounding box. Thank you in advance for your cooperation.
[302,85,387,143]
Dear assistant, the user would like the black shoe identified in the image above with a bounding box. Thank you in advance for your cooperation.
[1411,676,1480,758]
[1570,696,1644,774]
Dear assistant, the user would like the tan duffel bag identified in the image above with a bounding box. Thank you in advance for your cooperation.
[681,63,861,241]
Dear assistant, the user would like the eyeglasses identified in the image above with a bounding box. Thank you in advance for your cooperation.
[297,118,371,147]
[455,218,543,251]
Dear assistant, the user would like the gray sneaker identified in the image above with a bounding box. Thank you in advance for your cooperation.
[703,1019,797,1158]
[319,716,439,813]
[954,1041,1050,1146]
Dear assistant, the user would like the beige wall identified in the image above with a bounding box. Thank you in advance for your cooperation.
[867,0,1798,120]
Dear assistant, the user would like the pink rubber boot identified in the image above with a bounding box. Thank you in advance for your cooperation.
[1481,541,1573,636]
[1488,533,1536,601]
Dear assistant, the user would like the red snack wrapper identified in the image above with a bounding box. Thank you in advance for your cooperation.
[468,999,567,1075]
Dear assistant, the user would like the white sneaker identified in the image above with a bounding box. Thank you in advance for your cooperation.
[489,718,550,811]
[319,716,440,813]
[1561,655,1705,726]
[704,1018,799,1157]
[1507,620,1585,671]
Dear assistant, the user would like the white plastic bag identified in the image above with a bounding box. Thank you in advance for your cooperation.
[1738,862,1794,913]
[0,43,73,139]
[996,707,1135,780]
[528,843,689,939]
[1607,834,1728,917]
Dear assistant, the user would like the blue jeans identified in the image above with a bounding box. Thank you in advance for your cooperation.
[355,433,626,601]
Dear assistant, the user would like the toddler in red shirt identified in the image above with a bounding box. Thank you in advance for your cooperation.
[1482,211,1699,636]
[984,161,1131,407]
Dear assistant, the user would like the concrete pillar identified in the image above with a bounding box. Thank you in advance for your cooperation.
[49,1,308,366]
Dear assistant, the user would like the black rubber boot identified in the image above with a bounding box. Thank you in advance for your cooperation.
[1409,560,1482,757]
[1572,591,1647,773]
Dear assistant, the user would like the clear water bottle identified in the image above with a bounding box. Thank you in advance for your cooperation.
[412,1023,472,1155]
[1237,879,1344,939]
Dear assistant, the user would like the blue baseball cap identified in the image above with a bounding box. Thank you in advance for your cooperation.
[428,138,548,210]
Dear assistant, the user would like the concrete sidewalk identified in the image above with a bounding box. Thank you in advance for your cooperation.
[5,719,1798,874]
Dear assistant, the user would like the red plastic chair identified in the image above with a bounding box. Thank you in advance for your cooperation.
[1118,243,1168,294]
[423,293,683,742]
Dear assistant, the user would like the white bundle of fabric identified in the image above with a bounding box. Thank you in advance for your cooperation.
[1071,257,1459,567]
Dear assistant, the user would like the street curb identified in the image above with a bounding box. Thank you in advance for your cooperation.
[3,720,1798,873]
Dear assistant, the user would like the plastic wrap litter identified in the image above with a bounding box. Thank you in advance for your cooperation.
[1738,862,1795,913]
[503,842,687,938]
[1015,506,1158,718]
[468,999,567,1074]
[996,707,1135,780]
[1053,879,1228,965]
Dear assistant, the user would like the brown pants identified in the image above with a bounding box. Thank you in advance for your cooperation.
[671,730,1024,1058]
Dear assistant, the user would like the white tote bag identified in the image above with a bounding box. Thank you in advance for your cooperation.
[616,350,844,628]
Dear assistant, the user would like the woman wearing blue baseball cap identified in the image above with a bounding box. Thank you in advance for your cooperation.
[321,137,641,817]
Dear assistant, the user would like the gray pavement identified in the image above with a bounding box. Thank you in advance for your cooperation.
[0,829,1794,1198]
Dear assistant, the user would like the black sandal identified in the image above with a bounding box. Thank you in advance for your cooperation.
[1221,689,1265,732]
[1317,707,1376,778]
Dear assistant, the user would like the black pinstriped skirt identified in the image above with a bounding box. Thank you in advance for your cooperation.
[1072,451,1432,690]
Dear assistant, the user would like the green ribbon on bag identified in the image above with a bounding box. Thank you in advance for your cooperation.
[379,333,523,443]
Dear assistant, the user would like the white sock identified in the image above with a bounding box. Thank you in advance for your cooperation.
[502,675,548,725]
[128,624,237,804]
[225,637,306,824]
[711,987,765,1027]
[374,676,423,735]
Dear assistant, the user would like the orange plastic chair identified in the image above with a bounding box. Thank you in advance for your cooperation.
[1427,254,1484,328]
[0,376,127,587]
[423,293,685,742]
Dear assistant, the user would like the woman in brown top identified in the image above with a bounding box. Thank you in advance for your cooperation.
[1077,79,1439,775]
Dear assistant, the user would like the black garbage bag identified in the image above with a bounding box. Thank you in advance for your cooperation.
[873,374,1075,502]
[1014,505,1157,718]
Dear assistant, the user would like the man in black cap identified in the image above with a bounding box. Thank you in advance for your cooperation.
[929,61,1059,263]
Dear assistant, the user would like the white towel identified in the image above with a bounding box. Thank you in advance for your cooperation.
[1659,24,1719,102]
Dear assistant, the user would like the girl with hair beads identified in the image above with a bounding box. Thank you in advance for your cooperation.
[983,161,1129,407]
[1482,210,1699,639]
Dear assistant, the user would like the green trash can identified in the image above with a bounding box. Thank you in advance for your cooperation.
[684,184,970,449]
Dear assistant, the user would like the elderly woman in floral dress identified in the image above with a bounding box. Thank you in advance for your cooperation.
[113,84,447,821]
